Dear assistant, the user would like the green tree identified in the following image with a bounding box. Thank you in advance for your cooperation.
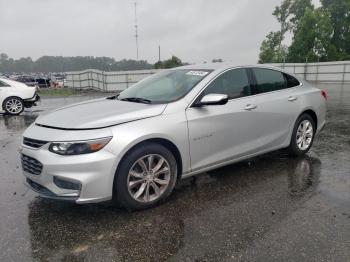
[321,0,350,60]
[0,53,8,62]
[154,60,164,69]
[273,0,292,55]
[154,56,183,69]
[212,58,223,63]
[0,54,154,73]
[258,0,314,63]
[259,31,287,63]
[287,8,335,62]
[288,0,313,31]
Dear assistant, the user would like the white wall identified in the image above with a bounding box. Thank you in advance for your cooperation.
[66,69,161,91]
[271,61,350,83]
[66,61,350,91]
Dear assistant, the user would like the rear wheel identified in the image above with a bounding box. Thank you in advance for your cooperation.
[288,114,316,157]
[114,143,177,210]
[3,96,24,115]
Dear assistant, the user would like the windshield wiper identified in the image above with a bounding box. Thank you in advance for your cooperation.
[120,97,152,104]
[106,94,119,100]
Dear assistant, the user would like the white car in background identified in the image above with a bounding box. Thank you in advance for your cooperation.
[0,77,40,115]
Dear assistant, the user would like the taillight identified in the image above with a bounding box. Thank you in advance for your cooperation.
[321,90,328,100]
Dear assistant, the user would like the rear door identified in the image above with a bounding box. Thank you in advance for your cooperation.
[186,68,265,172]
[248,68,301,150]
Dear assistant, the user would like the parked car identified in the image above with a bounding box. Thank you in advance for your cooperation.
[0,77,40,115]
[51,74,66,87]
[20,64,327,209]
[13,76,38,87]
[35,78,51,88]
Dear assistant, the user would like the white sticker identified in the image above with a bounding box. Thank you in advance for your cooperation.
[186,71,209,77]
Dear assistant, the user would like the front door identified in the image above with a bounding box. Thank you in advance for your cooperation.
[186,68,261,172]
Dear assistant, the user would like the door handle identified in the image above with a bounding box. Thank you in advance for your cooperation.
[288,96,298,102]
[244,104,257,111]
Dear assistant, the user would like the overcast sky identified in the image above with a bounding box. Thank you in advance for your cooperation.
[0,0,316,64]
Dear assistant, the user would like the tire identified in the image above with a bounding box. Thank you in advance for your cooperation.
[114,143,178,210]
[288,114,316,157]
[3,96,24,115]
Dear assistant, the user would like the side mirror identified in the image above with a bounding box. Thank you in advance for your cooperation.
[194,93,229,107]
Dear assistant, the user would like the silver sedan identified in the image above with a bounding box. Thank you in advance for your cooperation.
[20,63,327,209]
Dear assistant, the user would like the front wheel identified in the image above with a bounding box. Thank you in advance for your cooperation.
[3,96,24,115]
[114,143,178,210]
[288,114,316,157]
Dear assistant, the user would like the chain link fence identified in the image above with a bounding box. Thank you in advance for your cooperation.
[66,61,350,92]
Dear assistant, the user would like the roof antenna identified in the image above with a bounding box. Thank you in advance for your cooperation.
[134,2,139,60]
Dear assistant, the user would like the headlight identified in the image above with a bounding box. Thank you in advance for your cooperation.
[48,137,112,155]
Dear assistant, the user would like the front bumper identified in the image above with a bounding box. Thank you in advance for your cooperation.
[25,178,79,201]
[20,143,120,204]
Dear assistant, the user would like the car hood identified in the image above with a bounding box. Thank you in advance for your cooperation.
[35,98,167,130]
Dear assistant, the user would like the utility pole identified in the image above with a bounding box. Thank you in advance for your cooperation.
[158,45,161,61]
[134,2,139,60]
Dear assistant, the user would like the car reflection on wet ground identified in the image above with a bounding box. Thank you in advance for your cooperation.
[0,85,349,262]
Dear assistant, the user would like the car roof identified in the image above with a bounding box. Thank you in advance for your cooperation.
[176,62,286,72]
[173,62,305,84]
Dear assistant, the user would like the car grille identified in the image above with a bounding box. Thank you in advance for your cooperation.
[21,154,43,175]
[23,137,48,149]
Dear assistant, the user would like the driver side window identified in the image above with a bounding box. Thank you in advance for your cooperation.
[200,68,251,100]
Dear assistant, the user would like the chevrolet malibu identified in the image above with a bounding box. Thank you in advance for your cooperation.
[20,64,326,209]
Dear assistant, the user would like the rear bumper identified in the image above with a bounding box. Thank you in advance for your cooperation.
[316,120,326,135]
[24,93,40,108]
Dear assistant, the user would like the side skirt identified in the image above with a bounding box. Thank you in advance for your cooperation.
[181,144,287,179]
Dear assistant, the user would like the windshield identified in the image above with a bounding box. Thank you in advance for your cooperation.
[118,69,212,103]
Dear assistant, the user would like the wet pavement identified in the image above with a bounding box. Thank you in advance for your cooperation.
[0,85,349,262]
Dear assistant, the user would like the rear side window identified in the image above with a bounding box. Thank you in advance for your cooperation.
[201,68,251,99]
[0,80,10,87]
[252,68,286,94]
[284,73,300,88]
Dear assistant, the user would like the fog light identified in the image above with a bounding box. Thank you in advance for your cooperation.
[53,177,81,190]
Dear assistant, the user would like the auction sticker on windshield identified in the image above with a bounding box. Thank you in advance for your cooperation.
[186,71,209,77]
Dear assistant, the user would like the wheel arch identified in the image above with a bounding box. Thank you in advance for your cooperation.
[115,137,183,181]
[287,108,318,156]
[2,96,24,112]
[299,109,318,129]
[286,108,319,148]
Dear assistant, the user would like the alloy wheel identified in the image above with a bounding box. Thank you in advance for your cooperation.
[127,154,171,203]
[5,98,23,114]
[296,120,313,151]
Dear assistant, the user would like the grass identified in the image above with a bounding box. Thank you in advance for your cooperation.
[37,88,116,97]
[37,88,110,97]
[37,88,79,97]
